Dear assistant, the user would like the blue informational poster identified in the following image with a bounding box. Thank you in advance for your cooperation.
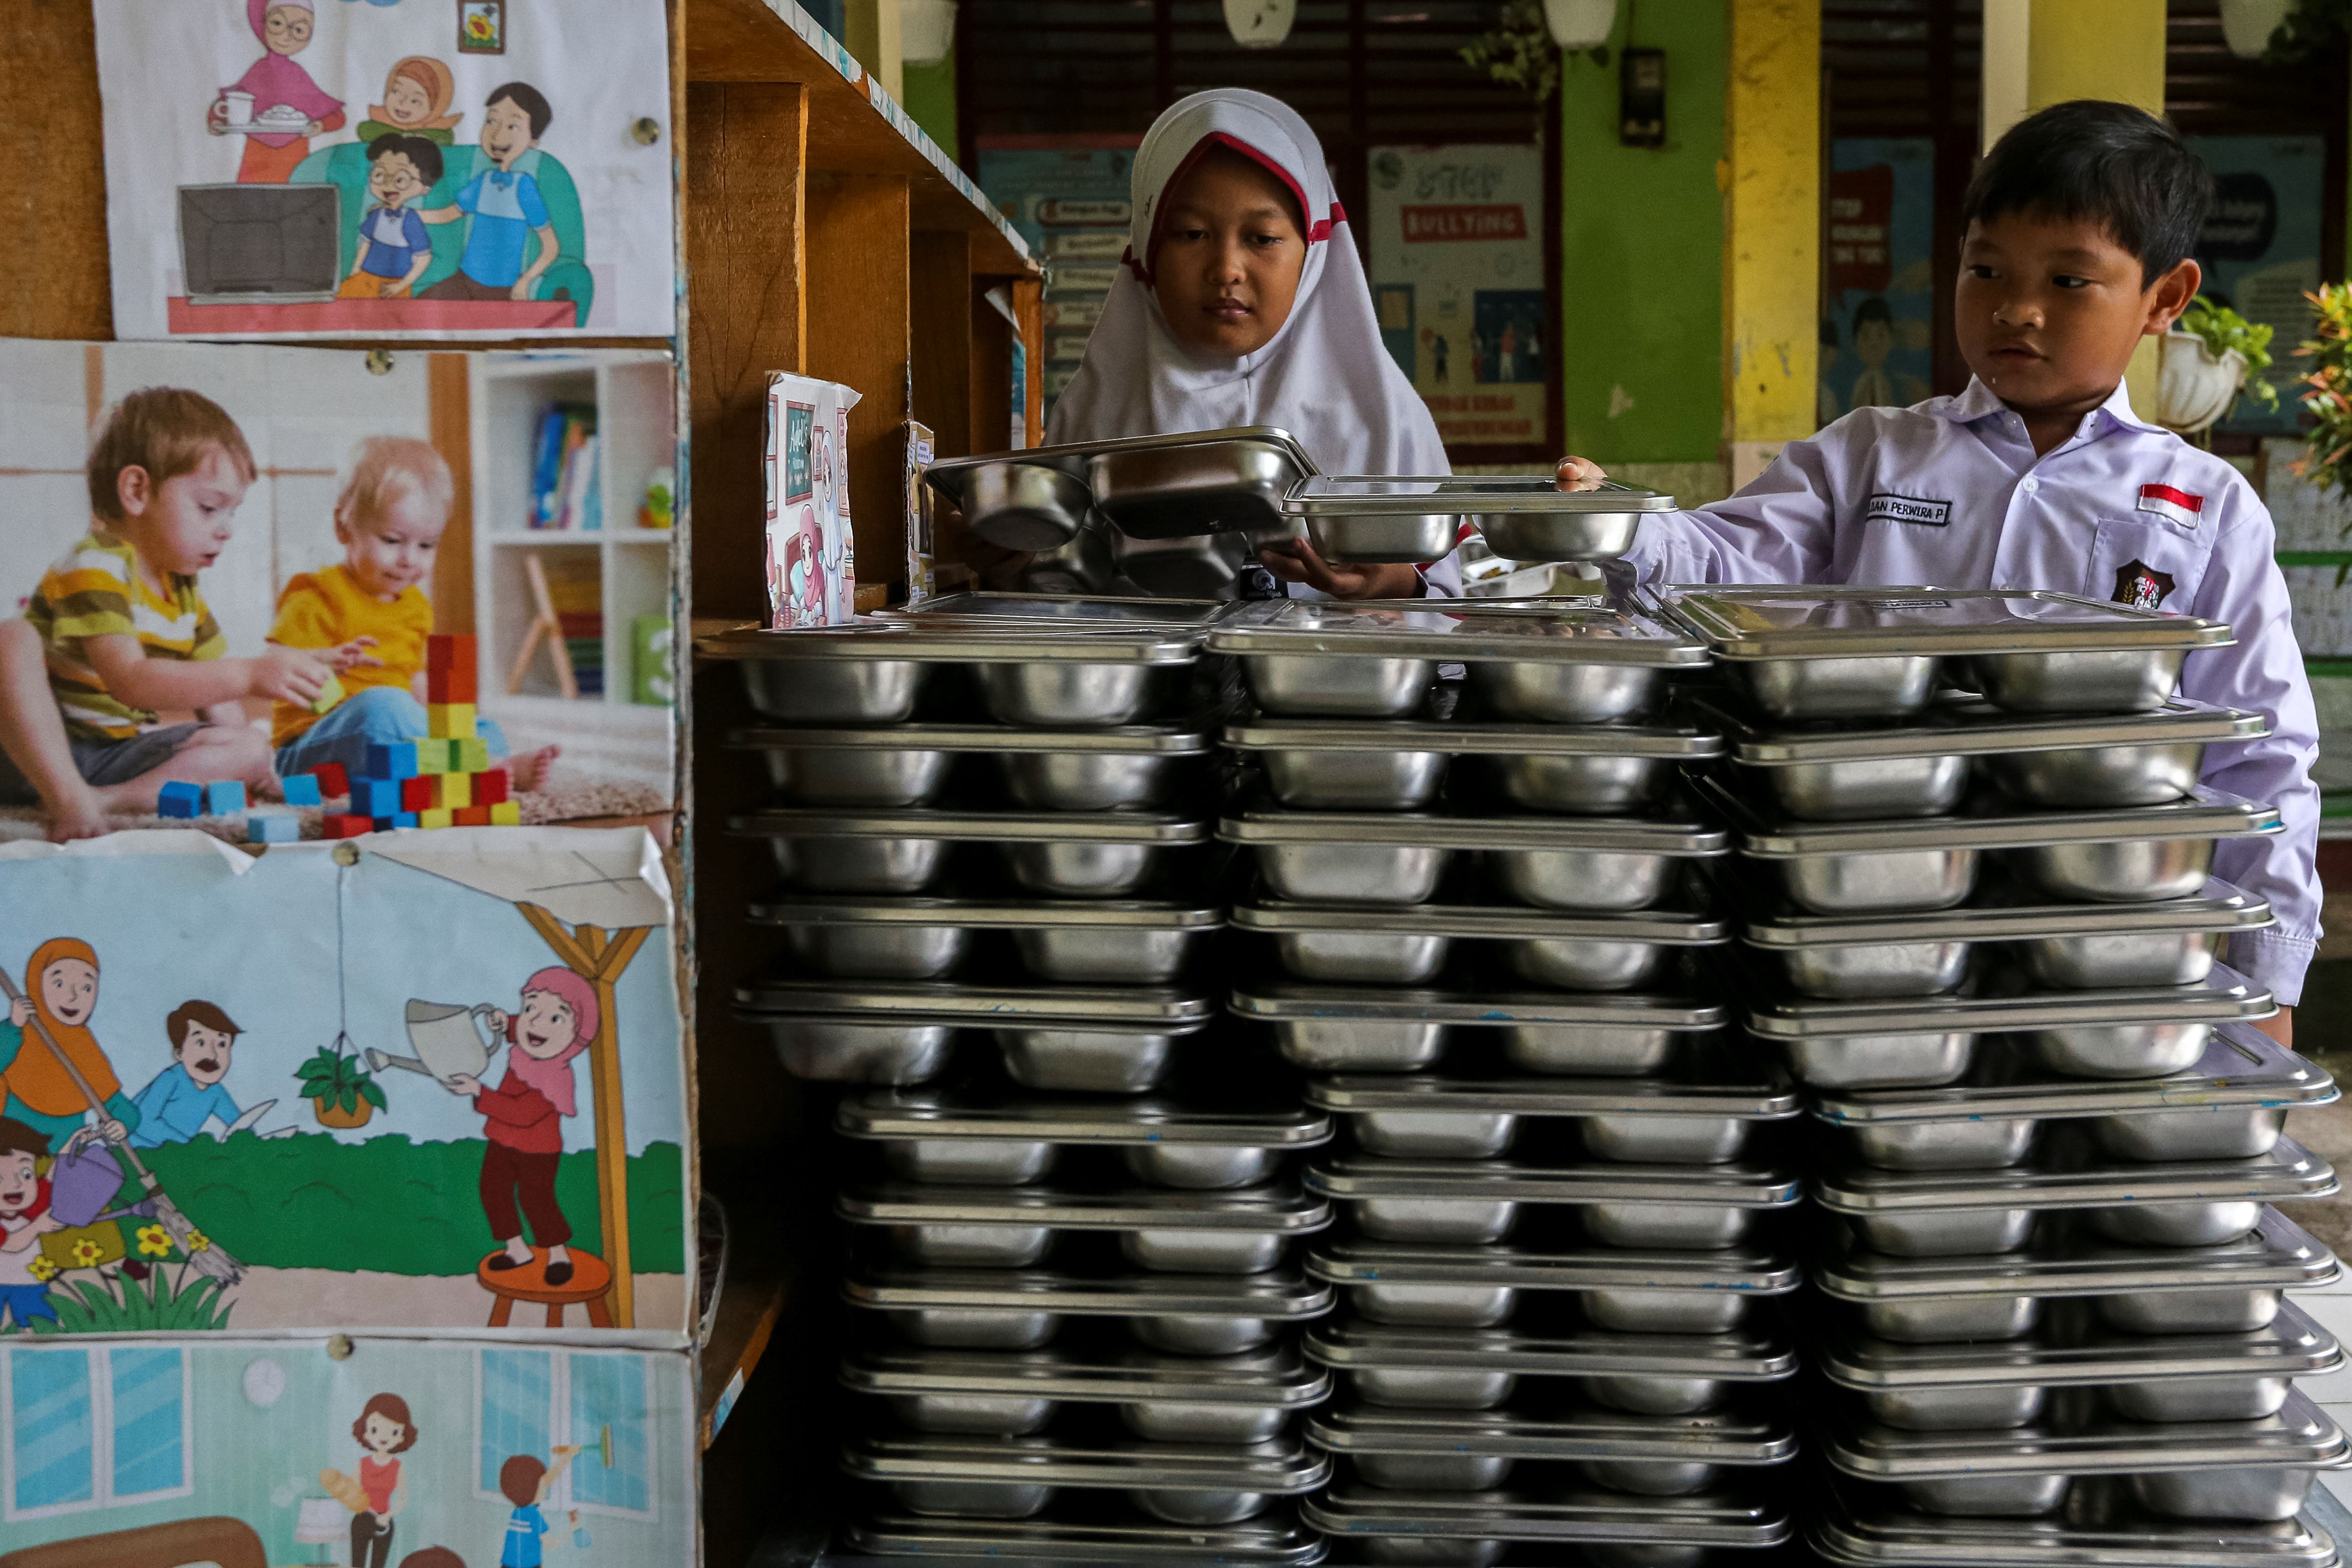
[1823,138,1937,426]
[976,139,1141,417]
[2187,135,2326,436]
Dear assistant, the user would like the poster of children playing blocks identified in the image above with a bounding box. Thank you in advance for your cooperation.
[0,829,689,1340]
[0,1336,695,1562]
[0,339,675,841]
[90,0,675,340]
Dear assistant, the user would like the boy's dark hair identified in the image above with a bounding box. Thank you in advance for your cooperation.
[0,1115,49,1160]
[367,133,445,189]
[486,81,552,140]
[87,389,258,525]
[167,1000,241,1053]
[1962,100,2212,284]
[353,1391,420,1453]
[1852,298,1894,330]
[498,1453,546,1506]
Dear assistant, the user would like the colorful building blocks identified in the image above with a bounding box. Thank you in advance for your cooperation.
[436,772,473,810]
[475,769,510,806]
[400,775,434,813]
[388,812,419,829]
[351,778,403,819]
[245,812,300,844]
[281,772,322,808]
[309,762,350,800]
[157,781,203,819]
[455,737,491,773]
[322,814,372,839]
[454,805,492,827]
[365,742,419,781]
[427,702,475,740]
[488,801,521,826]
[413,739,461,775]
[427,664,477,705]
[310,672,346,715]
[203,781,246,816]
[418,807,453,830]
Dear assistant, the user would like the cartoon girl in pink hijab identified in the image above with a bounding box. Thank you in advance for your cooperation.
[208,0,347,184]
[439,968,597,1287]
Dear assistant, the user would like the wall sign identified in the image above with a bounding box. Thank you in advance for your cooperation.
[2188,135,2325,437]
[1822,138,1936,425]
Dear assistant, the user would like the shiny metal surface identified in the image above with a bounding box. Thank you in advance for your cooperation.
[1121,1229,1296,1274]
[2128,1467,2316,1522]
[1581,1114,1754,1164]
[786,920,969,981]
[1243,654,1436,718]
[1303,511,1458,564]
[888,1308,1060,1349]
[1352,1368,1520,1409]
[1503,1025,1681,1076]
[1261,747,1450,810]
[887,1222,1056,1267]
[1128,1487,1277,1525]
[2090,1200,2263,1247]
[845,1261,1332,1351]
[846,1425,1327,1525]
[1729,654,1943,721]
[1577,1458,1719,1495]
[1017,515,1116,594]
[1502,938,1672,992]
[1001,840,1166,897]
[1356,1453,1515,1491]
[740,656,922,723]
[1354,1283,1519,1328]
[2095,1107,2287,1162]
[994,1027,1187,1093]
[1355,1111,1521,1160]
[752,1015,958,1083]
[1356,1197,1520,1245]
[1125,1145,1284,1191]
[1865,1385,2047,1432]
[844,1504,1327,1564]
[1970,647,2190,714]
[1014,925,1200,985]
[1273,931,1452,985]
[1273,1018,1451,1073]
[1772,848,1980,915]
[1581,1374,1736,1417]
[885,1138,1057,1186]
[1302,1479,1791,1555]
[1584,1202,1759,1250]
[1584,1289,1763,1335]
[1468,661,1664,724]
[1986,739,2204,808]
[959,460,1093,551]
[2024,930,2221,989]
[1090,428,1314,539]
[1773,939,1973,1000]
[1851,1119,2041,1172]
[1122,1403,1296,1445]
[999,750,1181,811]
[891,1478,1055,1518]
[1255,843,1454,904]
[977,661,1157,727]
[1863,1297,2042,1344]
[1490,751,1676,816]
[1112,528,1261,598]
[2024,1023,2212,1079]
[1851,1208,2038,1257]
[2010,836,2219,903]
[770,832,949,893]
[760,743,951,807]
[1134,1316,1283,1354]
[1784,1033,1977,1091]
[1492,848,1684,912]
[1359,1538,1506,1566]
[1474,508,1652,563]
[1755,754,1971,822]
[1900,1473,2071,1517]
[884,1392,1055,1435]
[2110,1376,2294,1423]
[2100,1289,2286,1336]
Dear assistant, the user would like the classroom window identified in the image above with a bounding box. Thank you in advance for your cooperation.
[474,1348,655,1520]
[3,1346,191,1522]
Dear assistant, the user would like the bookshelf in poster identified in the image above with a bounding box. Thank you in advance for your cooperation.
[530,402,604,530]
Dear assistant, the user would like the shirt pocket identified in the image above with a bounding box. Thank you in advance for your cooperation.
[2082,517,2210,613]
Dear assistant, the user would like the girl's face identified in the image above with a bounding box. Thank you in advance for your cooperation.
[40,958,97,1028]
[339,482,447,600]
[515,991,579,1059]
[384,74,433,126]
[362,1411,407,1456]
[1150,148,1308,358]
[263,5,313,56]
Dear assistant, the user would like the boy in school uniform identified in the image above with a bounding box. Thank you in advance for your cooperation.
[1562,100,2320,1042]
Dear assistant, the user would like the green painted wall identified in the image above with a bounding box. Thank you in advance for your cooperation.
[1558,1,1726,464]
[904,51,959,161]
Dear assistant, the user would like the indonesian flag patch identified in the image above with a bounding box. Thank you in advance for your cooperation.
[2137,483,2204,531]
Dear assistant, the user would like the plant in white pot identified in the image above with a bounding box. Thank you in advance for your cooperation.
[2154,295,2278,439]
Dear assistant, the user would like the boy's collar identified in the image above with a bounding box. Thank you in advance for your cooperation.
[1939,375,2166,437]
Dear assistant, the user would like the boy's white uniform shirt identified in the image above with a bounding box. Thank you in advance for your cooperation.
[1621,376,2322,1004]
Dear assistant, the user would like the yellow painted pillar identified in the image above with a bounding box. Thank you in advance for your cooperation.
[1721,0,1820,488]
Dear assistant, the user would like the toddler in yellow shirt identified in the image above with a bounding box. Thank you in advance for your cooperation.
[271,438,556,791]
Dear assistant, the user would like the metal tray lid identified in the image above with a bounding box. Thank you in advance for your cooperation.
[734,806,1213,844]
[1307,1058,1798,1119]
[843,1261,1334,1318]
[750,894,1226,931]
[1810,1025,2335,1126]
[1310,1239,1801,1294]
[729,720,1218,756]
[1217,797,1729,853]
[1234,892,1728,945]
[1691,692,2268,764]
[1811,1134,2338,1215]
[1825,1387,2348,1480]
[696,620,1207,664]
[1655,585,2235,658]
[1746,963,2275,1039]
[1809,1469,2340,1568]
[1282,475,1680,516]
[922,426,1318,488]
[1305,1399,1798,1464]
[1700,775,2283,854]
[736,974,1216,1024]
[1232,977,1725,1030]
[840,1338,1332,1406]
[1811,1207,2340,1303]
[1305,1318,1797,1380]
[1206,597,1710,664]
[1818,1299,2342,1393]
[1222,711,1724,758]
[1307,1154,1800,1208]
[842,1430,1331,1493]
[835,1083,1332,1147]
[1741,876,2273,948]
[876,591,1237,630]
[1303,1477,1794,1547]
[844,1503,1328,1566]
[839,1180,1333,1233]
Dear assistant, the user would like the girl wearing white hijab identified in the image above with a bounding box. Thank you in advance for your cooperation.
[1048,89,1461,598]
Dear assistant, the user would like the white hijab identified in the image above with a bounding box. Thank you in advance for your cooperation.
[1047,89,1452,484]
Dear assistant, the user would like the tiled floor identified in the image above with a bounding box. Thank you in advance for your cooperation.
[2292,1276,2352,1504]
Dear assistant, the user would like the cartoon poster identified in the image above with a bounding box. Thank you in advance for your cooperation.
[2188,135,2325,438]
[0,339,675,838]
[0,1336,695,1564]
[92,0,675,340]
[1367,143,1552,457]
[1823,138,1937,425]
[0,829,689,1340]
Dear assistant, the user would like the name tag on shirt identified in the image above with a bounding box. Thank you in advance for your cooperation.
[1865,493,1952,527]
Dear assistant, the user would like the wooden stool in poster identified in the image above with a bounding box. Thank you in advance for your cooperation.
[477,1247,614,1328]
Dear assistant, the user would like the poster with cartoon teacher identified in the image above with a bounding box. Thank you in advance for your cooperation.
[91,0,675,340]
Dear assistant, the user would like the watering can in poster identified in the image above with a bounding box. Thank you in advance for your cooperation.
[366,1001,502,1088]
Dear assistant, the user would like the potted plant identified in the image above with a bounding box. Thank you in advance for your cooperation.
[296,1044,385,1130]
[2155,295,2278,439]
[2296,282,2352,508]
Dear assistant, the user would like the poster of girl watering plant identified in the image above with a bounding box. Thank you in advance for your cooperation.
[0,828,689,1341]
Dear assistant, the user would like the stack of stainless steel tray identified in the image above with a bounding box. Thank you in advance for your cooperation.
[1279,475,1677,566]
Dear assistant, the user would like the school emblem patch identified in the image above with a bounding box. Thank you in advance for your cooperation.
[2114,559,2176,611]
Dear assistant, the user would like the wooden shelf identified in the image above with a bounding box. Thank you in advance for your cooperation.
[699,1277,788,1449]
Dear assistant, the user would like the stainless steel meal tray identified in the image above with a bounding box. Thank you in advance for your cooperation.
[1235,894,1730,992]
[1306,1317,1798,1385]
[1221,712,1724,758]
[840,1339,1334,1412]
[836,1084,1331,1150]
[1747,968,2277,1039]
[1306,1155,1801,1208]
[751,895,1225,933]
[842,1262,1335,1327]
[1301,1475,1794,1550]
[922,427,1318,540]
[1698,694,2266,765]
[876,592,1237,630]
[1743,880,2273,960]
[1233,979,1724,1028]
[839,1182,1333,1234]
[1218,801,1730,852]
[736,807,1213,845]
[842,1430,1331,1496]
[1658,586,2234,659]
[749,893,1223,986]
[1307,1063,1799,1121]
[1208,597,1709,663]
[1281,475,1675,565]
[1305,1398,1798,1466]
[731,718,1218,811]
[843,1503,1329,1565]
[1309,1240,1799,1334]
[732,721,1218,756]
[1709,779,2284,857]
[1812,1136,2339,1218]
[1807,1469,2342,1568]
[1824,1387,2349,1481]
[1235,894,1727,944]
[736,975,1215,1024]
[697,621,1207,664]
